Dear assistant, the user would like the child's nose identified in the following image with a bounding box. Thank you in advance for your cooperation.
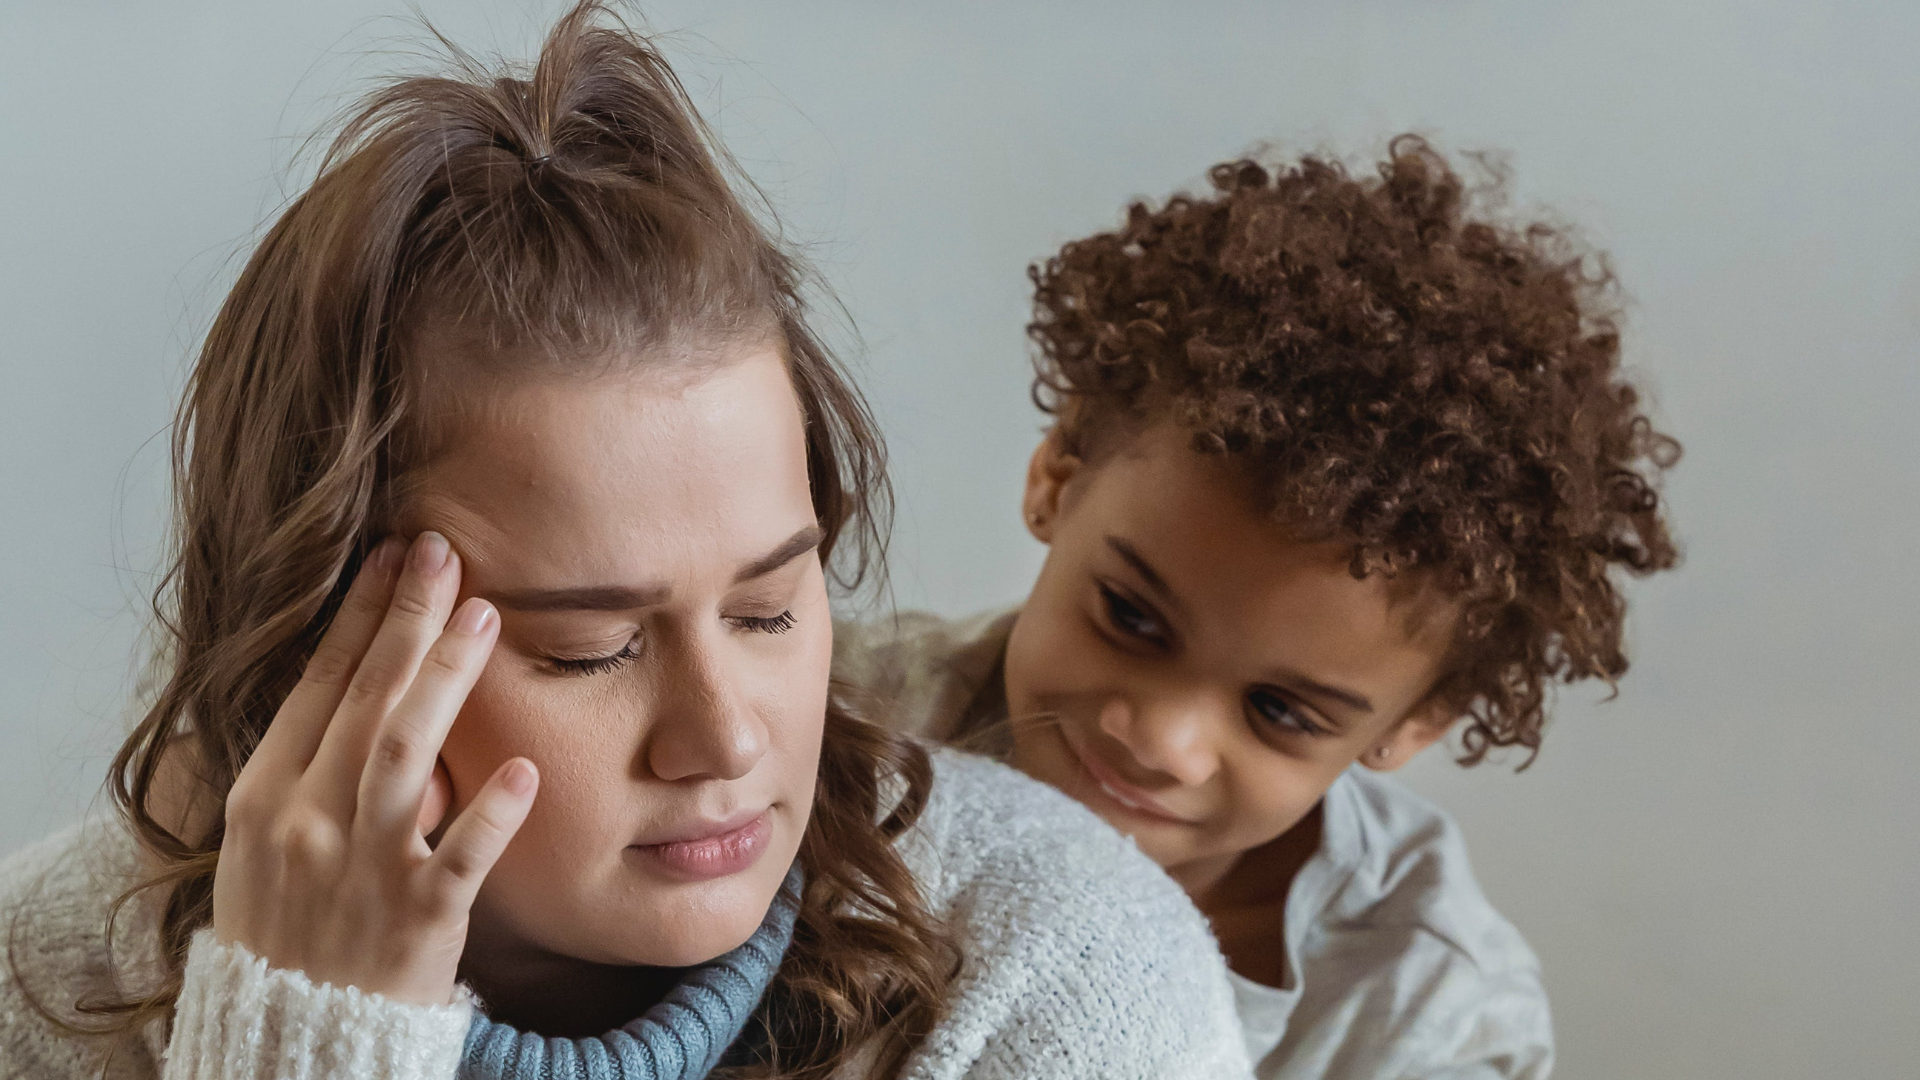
[1095,694,1221,789]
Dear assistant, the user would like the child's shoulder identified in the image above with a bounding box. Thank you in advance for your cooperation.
[1323,769,1536,971]
[832,607,1017,741]
[1279,770,1552,1076]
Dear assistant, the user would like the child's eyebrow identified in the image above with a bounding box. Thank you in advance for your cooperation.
[1281,674,1374,716]
[1104,536,1186,617]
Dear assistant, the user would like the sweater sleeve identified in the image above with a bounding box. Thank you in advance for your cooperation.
[904,751,1253,1080]
[161,931,472,1080]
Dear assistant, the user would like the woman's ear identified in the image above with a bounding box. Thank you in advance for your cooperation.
[1023,426,1081,544]
[1360,699,1456,772]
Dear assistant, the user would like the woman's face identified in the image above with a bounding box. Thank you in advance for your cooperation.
[397,344,829,968]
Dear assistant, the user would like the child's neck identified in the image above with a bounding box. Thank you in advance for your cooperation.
[1189,804,1324,990]
[459,924,689,1038]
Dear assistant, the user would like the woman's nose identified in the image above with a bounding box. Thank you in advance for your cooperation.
[1096,694,1221,788]
[643,637,768,783]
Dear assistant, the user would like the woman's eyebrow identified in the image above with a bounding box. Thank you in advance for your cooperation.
[488,525,823,612]
[734,523,825,584]
[489,582,671,612]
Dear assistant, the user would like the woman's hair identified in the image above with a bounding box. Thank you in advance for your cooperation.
[40,4,954,1075]
[1028,136,1680,765]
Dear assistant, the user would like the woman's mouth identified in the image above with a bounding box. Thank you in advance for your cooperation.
[626,810,772,881]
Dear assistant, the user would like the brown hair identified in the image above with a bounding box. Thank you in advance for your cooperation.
[46,4,952,1076]
[1029,136,1680,765]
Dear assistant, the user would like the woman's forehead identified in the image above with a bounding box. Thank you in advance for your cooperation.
[395,349,813,582]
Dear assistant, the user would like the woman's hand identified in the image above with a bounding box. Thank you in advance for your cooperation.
[211,531,539,1006]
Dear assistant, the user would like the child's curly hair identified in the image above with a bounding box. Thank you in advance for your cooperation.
[1028,135,1680,765]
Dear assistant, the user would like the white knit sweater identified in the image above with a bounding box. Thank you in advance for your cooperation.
[0,748,1251,1080]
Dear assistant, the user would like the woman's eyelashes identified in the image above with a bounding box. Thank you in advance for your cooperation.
[1097,582,1169,647]
[548,610,798,675]
[553,634,643,676]
[729,610,796,635]
[1246,686,1325,737]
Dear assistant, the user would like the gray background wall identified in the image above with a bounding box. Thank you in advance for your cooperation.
[3,2,1914,1076]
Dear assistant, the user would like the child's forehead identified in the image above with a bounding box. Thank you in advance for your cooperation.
[1083,419,1461,650]
[1092,422,1272,524]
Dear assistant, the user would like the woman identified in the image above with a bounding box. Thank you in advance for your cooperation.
[0,5,1250,1078]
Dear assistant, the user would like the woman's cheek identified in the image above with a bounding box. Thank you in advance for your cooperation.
[443,661,589,808]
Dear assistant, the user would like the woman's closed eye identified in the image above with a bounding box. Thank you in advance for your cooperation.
[729,609,796,635]
[546,609,795,676]
[1246,686,1325,737]
[552,634,642,676]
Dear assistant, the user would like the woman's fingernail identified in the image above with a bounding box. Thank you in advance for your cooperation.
[502,759,536,796]
[450,597,494,636]
[412,531,452,574]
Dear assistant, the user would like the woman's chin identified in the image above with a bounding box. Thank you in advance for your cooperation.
[607,864,789,968]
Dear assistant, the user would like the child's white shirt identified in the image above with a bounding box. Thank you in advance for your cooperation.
[834,607,1555,1080]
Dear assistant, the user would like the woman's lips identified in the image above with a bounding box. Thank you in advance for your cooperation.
[1061,730,1196,826]
[627,810,771,882]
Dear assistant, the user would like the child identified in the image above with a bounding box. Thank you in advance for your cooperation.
[0,6,1252,1078]
[838,138,1680,1078]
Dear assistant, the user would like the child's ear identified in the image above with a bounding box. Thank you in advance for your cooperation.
[1360,698,1456,772]
[1022,426,1081,545]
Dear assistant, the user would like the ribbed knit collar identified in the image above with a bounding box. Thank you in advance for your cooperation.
[459,865,801,1080]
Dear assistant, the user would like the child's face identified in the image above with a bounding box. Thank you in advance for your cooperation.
[1005,421,1457,891]
[398,344,830,969]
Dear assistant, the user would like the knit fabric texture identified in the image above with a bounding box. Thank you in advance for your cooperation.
[1,754,1253,1079]
[168,931,476,1080]
[458,866,800,1080]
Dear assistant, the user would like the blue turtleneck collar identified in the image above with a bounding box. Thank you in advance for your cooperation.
[459,865,801,1080]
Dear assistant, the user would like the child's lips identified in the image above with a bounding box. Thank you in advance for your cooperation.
[1062,731,1197,826]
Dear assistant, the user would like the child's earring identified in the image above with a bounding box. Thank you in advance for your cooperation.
[1370,744,1393,764]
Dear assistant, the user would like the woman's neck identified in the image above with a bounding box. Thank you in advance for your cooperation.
[458,922,688,1038]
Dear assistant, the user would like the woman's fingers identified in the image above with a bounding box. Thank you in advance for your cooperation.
[247,538,405,780]
[307,532,462,811]
[354,597,499,841]
[417,759,453,837]
[427,758,538,909]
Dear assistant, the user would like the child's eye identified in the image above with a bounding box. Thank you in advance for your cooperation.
[730,610,797,635]
[1100,583,1167,643]
[553,635,642,676]
[1246,687,1324,736]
